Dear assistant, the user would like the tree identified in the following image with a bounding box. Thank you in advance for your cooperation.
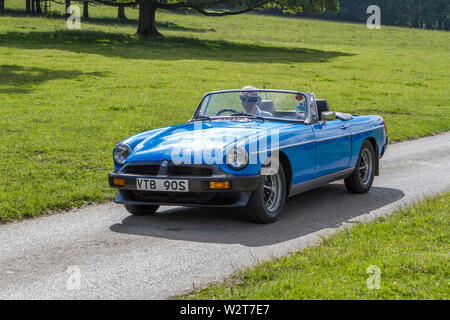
[117,3,127,21]
[31,0,42,14]
[0,0,4,13]
[91,0,339,37]
[83,0,89,19]
[65,0,70,17]
[294,0,449,31]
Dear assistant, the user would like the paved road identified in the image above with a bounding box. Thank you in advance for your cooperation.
[1,133,449,299]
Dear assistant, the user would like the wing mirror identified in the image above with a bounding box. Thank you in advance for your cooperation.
[321,111,336,125]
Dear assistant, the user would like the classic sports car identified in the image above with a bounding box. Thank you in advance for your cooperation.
[109,89,388,223]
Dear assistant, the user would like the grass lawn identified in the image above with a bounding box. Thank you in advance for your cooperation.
[180,192,450,300]
[0,2,449,221]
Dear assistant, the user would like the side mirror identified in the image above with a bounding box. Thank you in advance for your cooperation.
[321,111,336,125]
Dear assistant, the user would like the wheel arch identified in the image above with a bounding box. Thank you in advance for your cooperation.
[365,137,379,176]
[279,150,292,196]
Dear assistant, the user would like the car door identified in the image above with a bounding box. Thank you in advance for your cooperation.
[280,124,316,185]
[310,95,351,177]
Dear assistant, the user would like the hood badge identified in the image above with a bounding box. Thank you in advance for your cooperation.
[161,160,169,168]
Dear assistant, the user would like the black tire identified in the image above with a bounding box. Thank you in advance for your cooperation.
[124,204,159,216]
[345,140,376,194]
[244,163,287,224]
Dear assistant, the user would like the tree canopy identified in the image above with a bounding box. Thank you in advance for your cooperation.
[280,0,449,30]
[88,0,340,36]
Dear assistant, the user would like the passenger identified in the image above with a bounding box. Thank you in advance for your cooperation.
[295,95,306,119]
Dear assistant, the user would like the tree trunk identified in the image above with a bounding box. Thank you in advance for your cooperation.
[118,4,127,22]
[31,0,35,13]
[137,0,162,37]
[36,0,42,14]
[65,0,70,18]
[83,0,89,19]
[26,0,31,14]
[0,0,4,13]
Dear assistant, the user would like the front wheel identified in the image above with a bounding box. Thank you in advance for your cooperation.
[345,140,376,194]
[244,164,286,223]
[124,204,159,216]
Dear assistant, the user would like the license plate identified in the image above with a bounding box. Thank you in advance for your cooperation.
[136,178,189,192]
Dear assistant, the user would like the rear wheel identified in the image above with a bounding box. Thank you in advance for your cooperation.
[244,164,286,223]
[345,140,376,194]
[124,204,159,216]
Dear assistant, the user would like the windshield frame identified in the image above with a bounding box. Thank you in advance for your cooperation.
[191,89,312,124]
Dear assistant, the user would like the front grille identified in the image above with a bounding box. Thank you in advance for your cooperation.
[167,165,213,177]
[124,165,159,175]
[123,164,213,177]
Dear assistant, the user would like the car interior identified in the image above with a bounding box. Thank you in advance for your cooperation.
[259,98,353,121]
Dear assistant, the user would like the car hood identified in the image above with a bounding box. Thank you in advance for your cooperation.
[127,120,286,163]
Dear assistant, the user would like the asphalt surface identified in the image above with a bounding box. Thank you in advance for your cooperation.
[1,133,449,299]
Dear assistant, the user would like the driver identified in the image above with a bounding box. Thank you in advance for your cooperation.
[240,86,273,117]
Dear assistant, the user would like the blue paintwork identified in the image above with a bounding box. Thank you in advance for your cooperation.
[113,91,388,189]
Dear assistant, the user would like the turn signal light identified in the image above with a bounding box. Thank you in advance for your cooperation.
[113,178,125,187]
[209,181,231,190]
[381,117,388,136]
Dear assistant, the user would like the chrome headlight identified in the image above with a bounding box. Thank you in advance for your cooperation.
[113,144,132,165]
[226,145,248,170]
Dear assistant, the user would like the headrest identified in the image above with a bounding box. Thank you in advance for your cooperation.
[316,99,330,112]
[316,99,330,120]
[259,100,275,113]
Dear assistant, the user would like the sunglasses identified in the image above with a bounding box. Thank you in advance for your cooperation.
[240,96,259,103]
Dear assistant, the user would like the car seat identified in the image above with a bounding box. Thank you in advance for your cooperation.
[259,100,275,113]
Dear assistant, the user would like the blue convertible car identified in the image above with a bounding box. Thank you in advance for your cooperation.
[109,88,388,223]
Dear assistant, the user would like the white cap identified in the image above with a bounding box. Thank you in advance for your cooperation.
[240,85,260,98]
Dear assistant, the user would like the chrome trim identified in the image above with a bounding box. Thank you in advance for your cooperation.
[282,140,315,149]
[193,89,311,121]
[321,111,337,124]
[250,140,315,155]
[205,89,308,95]
[352,125,384,135]
[250,125,383,155]
[288,167,355,197]
[264,171,283,213]
[316,134,351,143]
[359,148,373,186]
[113,143,132,166]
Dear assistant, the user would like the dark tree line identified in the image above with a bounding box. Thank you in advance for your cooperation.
[76,0,128,20]
[3,0,447,31]
[2,0,342,36]
[3,0,128,21]
[268,0,449,30]
[88,0,339,37]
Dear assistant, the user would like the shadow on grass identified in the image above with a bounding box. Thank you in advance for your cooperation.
[0,9,216,33]
[0,30,352,63]
[0,64,108,94]
[88,18,216,33]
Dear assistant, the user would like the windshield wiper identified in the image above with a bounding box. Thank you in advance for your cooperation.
[230,113,265,120]
[193,115,212,121]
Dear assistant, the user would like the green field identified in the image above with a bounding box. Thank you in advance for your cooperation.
[1,2,449,221]
[181,192,450,300]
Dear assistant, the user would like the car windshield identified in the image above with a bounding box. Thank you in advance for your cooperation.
[197,90,308,121]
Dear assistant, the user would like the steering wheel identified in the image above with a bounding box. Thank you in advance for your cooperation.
[216,108,239,116]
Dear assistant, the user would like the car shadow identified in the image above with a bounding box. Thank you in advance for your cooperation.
[109,184,405,247]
